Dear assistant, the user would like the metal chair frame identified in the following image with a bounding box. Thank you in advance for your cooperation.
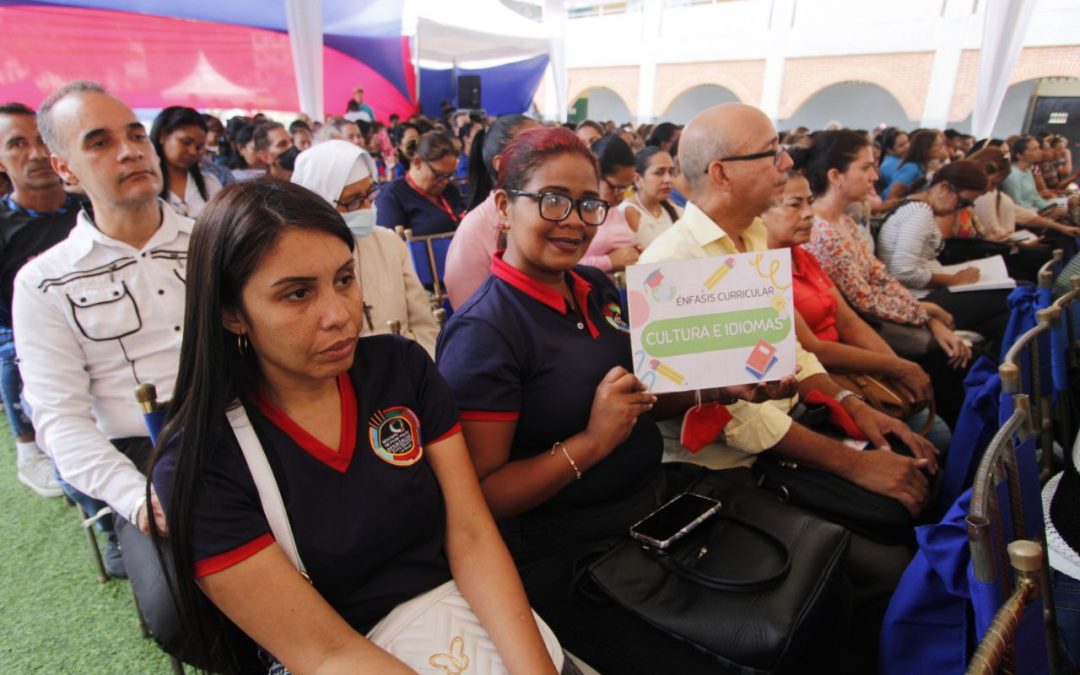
[1051,274,1080,445]
[1002,308,1058,482]
[966,391,1060,674]
[396,226,454,326]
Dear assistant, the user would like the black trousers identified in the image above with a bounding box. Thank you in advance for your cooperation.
[110,438,187,659]
[923,287,1011,350]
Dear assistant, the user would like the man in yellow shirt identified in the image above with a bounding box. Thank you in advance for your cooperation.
[640,103,937,517]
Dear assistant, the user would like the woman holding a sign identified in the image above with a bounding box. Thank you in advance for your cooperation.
[435,127,843,674]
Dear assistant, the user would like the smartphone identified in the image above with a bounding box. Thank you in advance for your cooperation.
[629,493,722,550]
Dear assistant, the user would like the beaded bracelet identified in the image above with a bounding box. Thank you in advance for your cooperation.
[550,440,582,480]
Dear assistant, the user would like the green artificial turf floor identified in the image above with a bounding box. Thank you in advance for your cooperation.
[0,415,172,673]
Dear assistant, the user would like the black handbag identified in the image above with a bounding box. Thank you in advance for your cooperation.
[750,404,917,546]
[586,470,851,675]
[753,453,914,546]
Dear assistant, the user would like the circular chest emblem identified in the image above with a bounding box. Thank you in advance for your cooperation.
[368,406,423,466]
[603,302,630,333]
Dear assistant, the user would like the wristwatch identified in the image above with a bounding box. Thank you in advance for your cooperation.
[834,389,864,405]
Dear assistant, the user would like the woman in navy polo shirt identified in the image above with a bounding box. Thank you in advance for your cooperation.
[149,180,558,673]
[376,130,464,236]
[435,127,801,674]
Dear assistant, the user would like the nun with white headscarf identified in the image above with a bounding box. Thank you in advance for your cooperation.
[292,140,438,356]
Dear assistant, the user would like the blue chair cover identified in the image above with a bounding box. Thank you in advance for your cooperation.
[407,240,434,287]
[880,489,975,675]
[142,409,167,444]
[1051,315,1070,395]
[1000,285,1053,396]
[939,357,1000,510]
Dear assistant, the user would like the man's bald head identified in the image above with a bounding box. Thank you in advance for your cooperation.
[680,103,777,191]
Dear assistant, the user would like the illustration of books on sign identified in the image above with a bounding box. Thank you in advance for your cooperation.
[625,249,796,393]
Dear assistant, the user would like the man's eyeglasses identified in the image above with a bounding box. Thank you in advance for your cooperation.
[704,147,788,173]
[335,184,381,211]
[506,190,610,226]
[425,160,455,182]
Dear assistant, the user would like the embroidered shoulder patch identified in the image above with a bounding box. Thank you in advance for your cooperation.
[368,406,423,466]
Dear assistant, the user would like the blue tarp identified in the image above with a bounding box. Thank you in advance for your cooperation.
[420,54,549,117]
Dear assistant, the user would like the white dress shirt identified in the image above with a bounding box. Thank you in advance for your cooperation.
[13,203,191,522]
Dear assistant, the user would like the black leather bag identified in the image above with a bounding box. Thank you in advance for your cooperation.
[586,470,851,675]
[753,453,914,546]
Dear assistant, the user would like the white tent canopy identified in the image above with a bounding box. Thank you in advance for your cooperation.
[408,0,549,67]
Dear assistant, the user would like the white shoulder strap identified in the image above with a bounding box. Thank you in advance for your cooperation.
[226,403,307,575]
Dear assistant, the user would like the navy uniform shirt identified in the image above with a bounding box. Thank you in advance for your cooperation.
[153,336,460,634]
[375,176,463,236]
[0,193,80,328]
[436,252,662,515]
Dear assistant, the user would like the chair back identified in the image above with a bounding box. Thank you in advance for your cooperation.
[966,391,1056,675]
[134,383,168,444]
[400,227,455,321]
[1002,309,1058,481]
[1051,275,1080,443]
[966,540,1049,675]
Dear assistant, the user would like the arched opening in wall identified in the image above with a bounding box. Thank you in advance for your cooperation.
[781,81,913,132]
[570,87,633,125]
[660,85,740,124]
[951,77,1080,139]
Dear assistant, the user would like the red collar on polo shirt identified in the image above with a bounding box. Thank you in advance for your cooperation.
[489,250,600,338]
[405,172,461,223]
[249,372,358,473]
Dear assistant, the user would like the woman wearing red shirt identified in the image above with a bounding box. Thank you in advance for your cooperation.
[761,172,950,448]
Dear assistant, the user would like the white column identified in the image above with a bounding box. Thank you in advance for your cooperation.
[972,0,1036,138]
[544,0,569,123]
[285,0,324,120]
[759,0,795,123]
[635,0,664,124]
[920,0,974,129]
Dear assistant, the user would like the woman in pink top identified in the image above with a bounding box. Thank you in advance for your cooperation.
[581,134,641,273]
[444,115,539,309]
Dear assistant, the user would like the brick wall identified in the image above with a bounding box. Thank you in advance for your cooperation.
[567,66,640,115]
[652,60,765,115]
[778,52,934,120]
[950,46,1080,122]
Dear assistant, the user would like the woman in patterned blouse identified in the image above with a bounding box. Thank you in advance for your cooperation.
[797,131,973,425]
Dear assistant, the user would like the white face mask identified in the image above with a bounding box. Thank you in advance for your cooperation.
[342,206,376,239]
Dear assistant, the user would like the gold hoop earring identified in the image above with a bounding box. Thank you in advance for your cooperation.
[236,333,249,355]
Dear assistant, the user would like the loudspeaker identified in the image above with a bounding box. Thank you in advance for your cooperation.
[458,75,482,110]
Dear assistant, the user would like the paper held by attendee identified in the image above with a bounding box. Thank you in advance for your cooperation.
[626,250,797,394]
[942,254,1017,293]
[1007,230,1039,244]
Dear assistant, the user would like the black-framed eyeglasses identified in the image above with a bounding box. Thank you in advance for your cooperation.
[335,184,381,211]
[506,190,610,226]
[704,147,788,173]
[424,160,455,182]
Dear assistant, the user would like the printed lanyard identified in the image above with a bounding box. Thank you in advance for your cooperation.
[406,173,460,224]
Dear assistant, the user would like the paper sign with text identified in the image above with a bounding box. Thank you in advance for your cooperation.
[626,250,797,393]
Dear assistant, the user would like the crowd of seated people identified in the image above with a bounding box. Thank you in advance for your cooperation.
[5,77,1080,674]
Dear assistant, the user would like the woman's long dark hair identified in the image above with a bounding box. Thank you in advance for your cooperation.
[795,129,871,197]
[465,114,532,211]
[901,129,941,170]
[633,146,678,222]
[645,122,679,149]
[148,179,354,673]
[151,106,209,202]
[593,133,635,179]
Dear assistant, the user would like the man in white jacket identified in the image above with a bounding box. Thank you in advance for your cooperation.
[13,80,189,653]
